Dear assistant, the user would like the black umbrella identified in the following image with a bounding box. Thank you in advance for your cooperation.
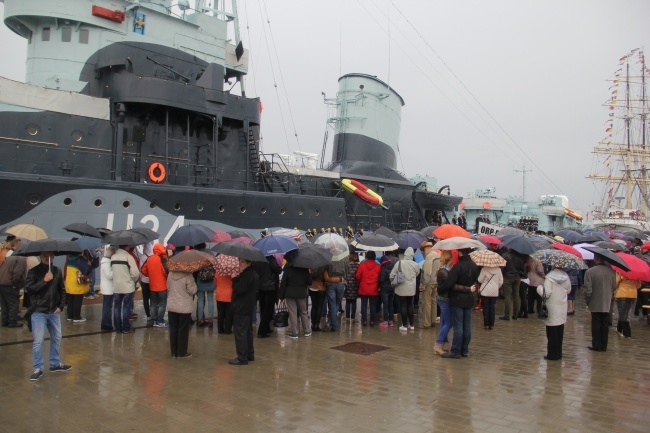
[397,230,427,250]
[168,224,215,247]
[63,223,102,239]
[576,235,604,244]
[351,233,399,251]
[420,225,439,239]
[555,230,582,243]
[375,226,398,240]
[15,239,83,257]
[211,240,266,262]
[228,230,256,241]
[581,245,631,271]
[129,227,160,242]
[502,236,539,255]
[291,243,333,269]
[103,230,149,246]
[593,241,627,252]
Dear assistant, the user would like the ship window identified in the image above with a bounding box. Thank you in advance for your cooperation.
[314,209,320,216]
[174,202,181,211]
[337,210,343,217]
[61,27,72,43]
[79,29,89,44]
[219,205,225,212]
[280,208,286,215]
[197,203,204,212]
[94,199,102,207]
[240,206,247,214]
[149,201,157,209]
[298,209,304,216]
[29,195,39,206]
[260,207,267,214]
[64,198,72,206]
[122,200,130,209]
[42,27,50,41]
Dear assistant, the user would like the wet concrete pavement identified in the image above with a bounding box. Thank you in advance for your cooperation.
[1,294,648,433]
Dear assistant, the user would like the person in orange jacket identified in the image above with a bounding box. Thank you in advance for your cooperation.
[141,244,169,327]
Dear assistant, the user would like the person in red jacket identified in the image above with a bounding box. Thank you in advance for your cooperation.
[141,244,169,327]
[355,251,381,326]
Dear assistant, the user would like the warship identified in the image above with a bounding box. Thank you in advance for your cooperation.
[0,0,461,242]
[587,48,650,231]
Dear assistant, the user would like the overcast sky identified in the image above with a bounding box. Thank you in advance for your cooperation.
[1,0,649,220]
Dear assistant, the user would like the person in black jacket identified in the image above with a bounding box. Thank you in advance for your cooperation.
[500,249,526,321]
[440,248,479,359]
[229,258,259,365]
[279,250,313,339]
[25,252,72,381]
[253,256,282,338]
[378,255,396,327]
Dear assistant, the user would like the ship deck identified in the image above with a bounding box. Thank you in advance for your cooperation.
[0,293,648,433]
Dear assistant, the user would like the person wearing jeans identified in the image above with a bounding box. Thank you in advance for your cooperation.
[113,292,134,333]
[325,280,345,332]
[110,247,141,333]
[25,251,71,381]
[434,250,458,355]
[141,244,169,327]
[99,247,115,331]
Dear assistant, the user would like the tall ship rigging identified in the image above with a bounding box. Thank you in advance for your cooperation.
[0,0,461,242]
[588,48,650,231]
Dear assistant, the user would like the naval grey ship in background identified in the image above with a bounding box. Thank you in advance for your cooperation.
[0,0,460,242]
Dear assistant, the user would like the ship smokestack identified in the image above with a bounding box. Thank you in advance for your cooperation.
[330,74,404,173]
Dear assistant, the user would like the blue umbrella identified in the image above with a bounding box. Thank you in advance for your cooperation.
[555,230,582,243]
[397,230,427,250]
[253,235,298,256]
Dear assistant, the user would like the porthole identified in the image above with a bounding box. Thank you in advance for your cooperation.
[337,210,343,217]
[63,197,72,206]
[122,200,130,209]
[240,206,247,214]
[298,209,304,216]
[314,209,320,216]
[280,208,286,215]
[94,199,102,207]
[26,124,40,136]
[29,195,39,206]
[197,203,204,212]
[260,207,267,214]
[150,202,157,209]
[219,205,225,212]
[174,202,181,211]
[71,130,84,142]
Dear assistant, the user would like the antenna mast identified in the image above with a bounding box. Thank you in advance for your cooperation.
[514,165,532,201]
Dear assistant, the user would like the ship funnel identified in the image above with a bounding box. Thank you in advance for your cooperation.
[330,74,404,171]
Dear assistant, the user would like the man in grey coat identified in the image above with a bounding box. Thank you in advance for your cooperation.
[583,256,616,352]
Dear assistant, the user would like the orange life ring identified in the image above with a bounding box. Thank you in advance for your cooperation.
[148,162,166,184]
[482,201,492,210]
[459,202,465,210]
[341,178,384,206]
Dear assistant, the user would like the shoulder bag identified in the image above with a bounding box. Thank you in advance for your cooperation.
[391,261,406,287]
[538,285,549,319]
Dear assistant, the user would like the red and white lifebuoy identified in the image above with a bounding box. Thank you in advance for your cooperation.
[482,201,492,210]
[459,202,465,210]
[564,208,583,221]
[341,179,384,206]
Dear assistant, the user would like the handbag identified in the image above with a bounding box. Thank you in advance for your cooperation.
[538,285,549,319]
[391,261,406,287]
[76,271,91,285]
[273,300,289,328]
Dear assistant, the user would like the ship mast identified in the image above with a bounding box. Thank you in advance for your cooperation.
[642,51,648,216]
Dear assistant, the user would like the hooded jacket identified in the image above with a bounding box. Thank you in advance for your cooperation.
[166,271,197,314]
[111,249,140,294]
[390,248,421,297]
[100,256,113,295]
[356,257,380,296]
[379,257,396,293]
[141,244,169,292]
[537,268,570,326]
[138,241,155,284]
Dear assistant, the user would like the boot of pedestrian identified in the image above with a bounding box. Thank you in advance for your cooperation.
[433,343,445,355]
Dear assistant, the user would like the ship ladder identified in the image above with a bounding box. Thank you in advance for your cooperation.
[406,205,414,229]
[248,127,260,172]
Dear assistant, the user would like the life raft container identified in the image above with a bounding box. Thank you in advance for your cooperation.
[341,179,384,206]
[564,208,583,221]
[482,201,492,210]
[148,162,166,184]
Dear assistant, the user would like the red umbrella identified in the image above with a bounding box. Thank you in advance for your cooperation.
[552,243,583,259]
[433,224,470,240]
[479,235,503,245]
[211,230,232,243]
[230,236,253,245]
[613,252,650,281]
[641,242,650,251]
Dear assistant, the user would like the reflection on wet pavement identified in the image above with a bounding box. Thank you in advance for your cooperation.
[1,294,648,433]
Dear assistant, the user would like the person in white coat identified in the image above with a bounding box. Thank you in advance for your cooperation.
[478,266,503,330]
[390,247,421,331]
[99,247,115,331]
[537,268,571,361]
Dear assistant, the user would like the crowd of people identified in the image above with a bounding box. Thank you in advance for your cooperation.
[1,224,649,382]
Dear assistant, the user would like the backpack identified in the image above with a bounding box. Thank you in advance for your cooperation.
[198,264,216,281]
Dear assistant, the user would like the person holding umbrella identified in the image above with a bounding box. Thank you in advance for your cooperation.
[253,255,282,338]
[25,251,72,381]
[229,258,259,365]
[537,267,571,361]
[584,255,617,352]
[279,249,313,338]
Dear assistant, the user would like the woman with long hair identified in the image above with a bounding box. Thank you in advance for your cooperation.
[434,250,458,355]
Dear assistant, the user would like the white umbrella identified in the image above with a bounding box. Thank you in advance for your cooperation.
[314,233,349,261]
[432,237,486,251]
[572,243,596,260]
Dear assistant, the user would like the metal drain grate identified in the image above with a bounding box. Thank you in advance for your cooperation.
[331,342,389,356]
